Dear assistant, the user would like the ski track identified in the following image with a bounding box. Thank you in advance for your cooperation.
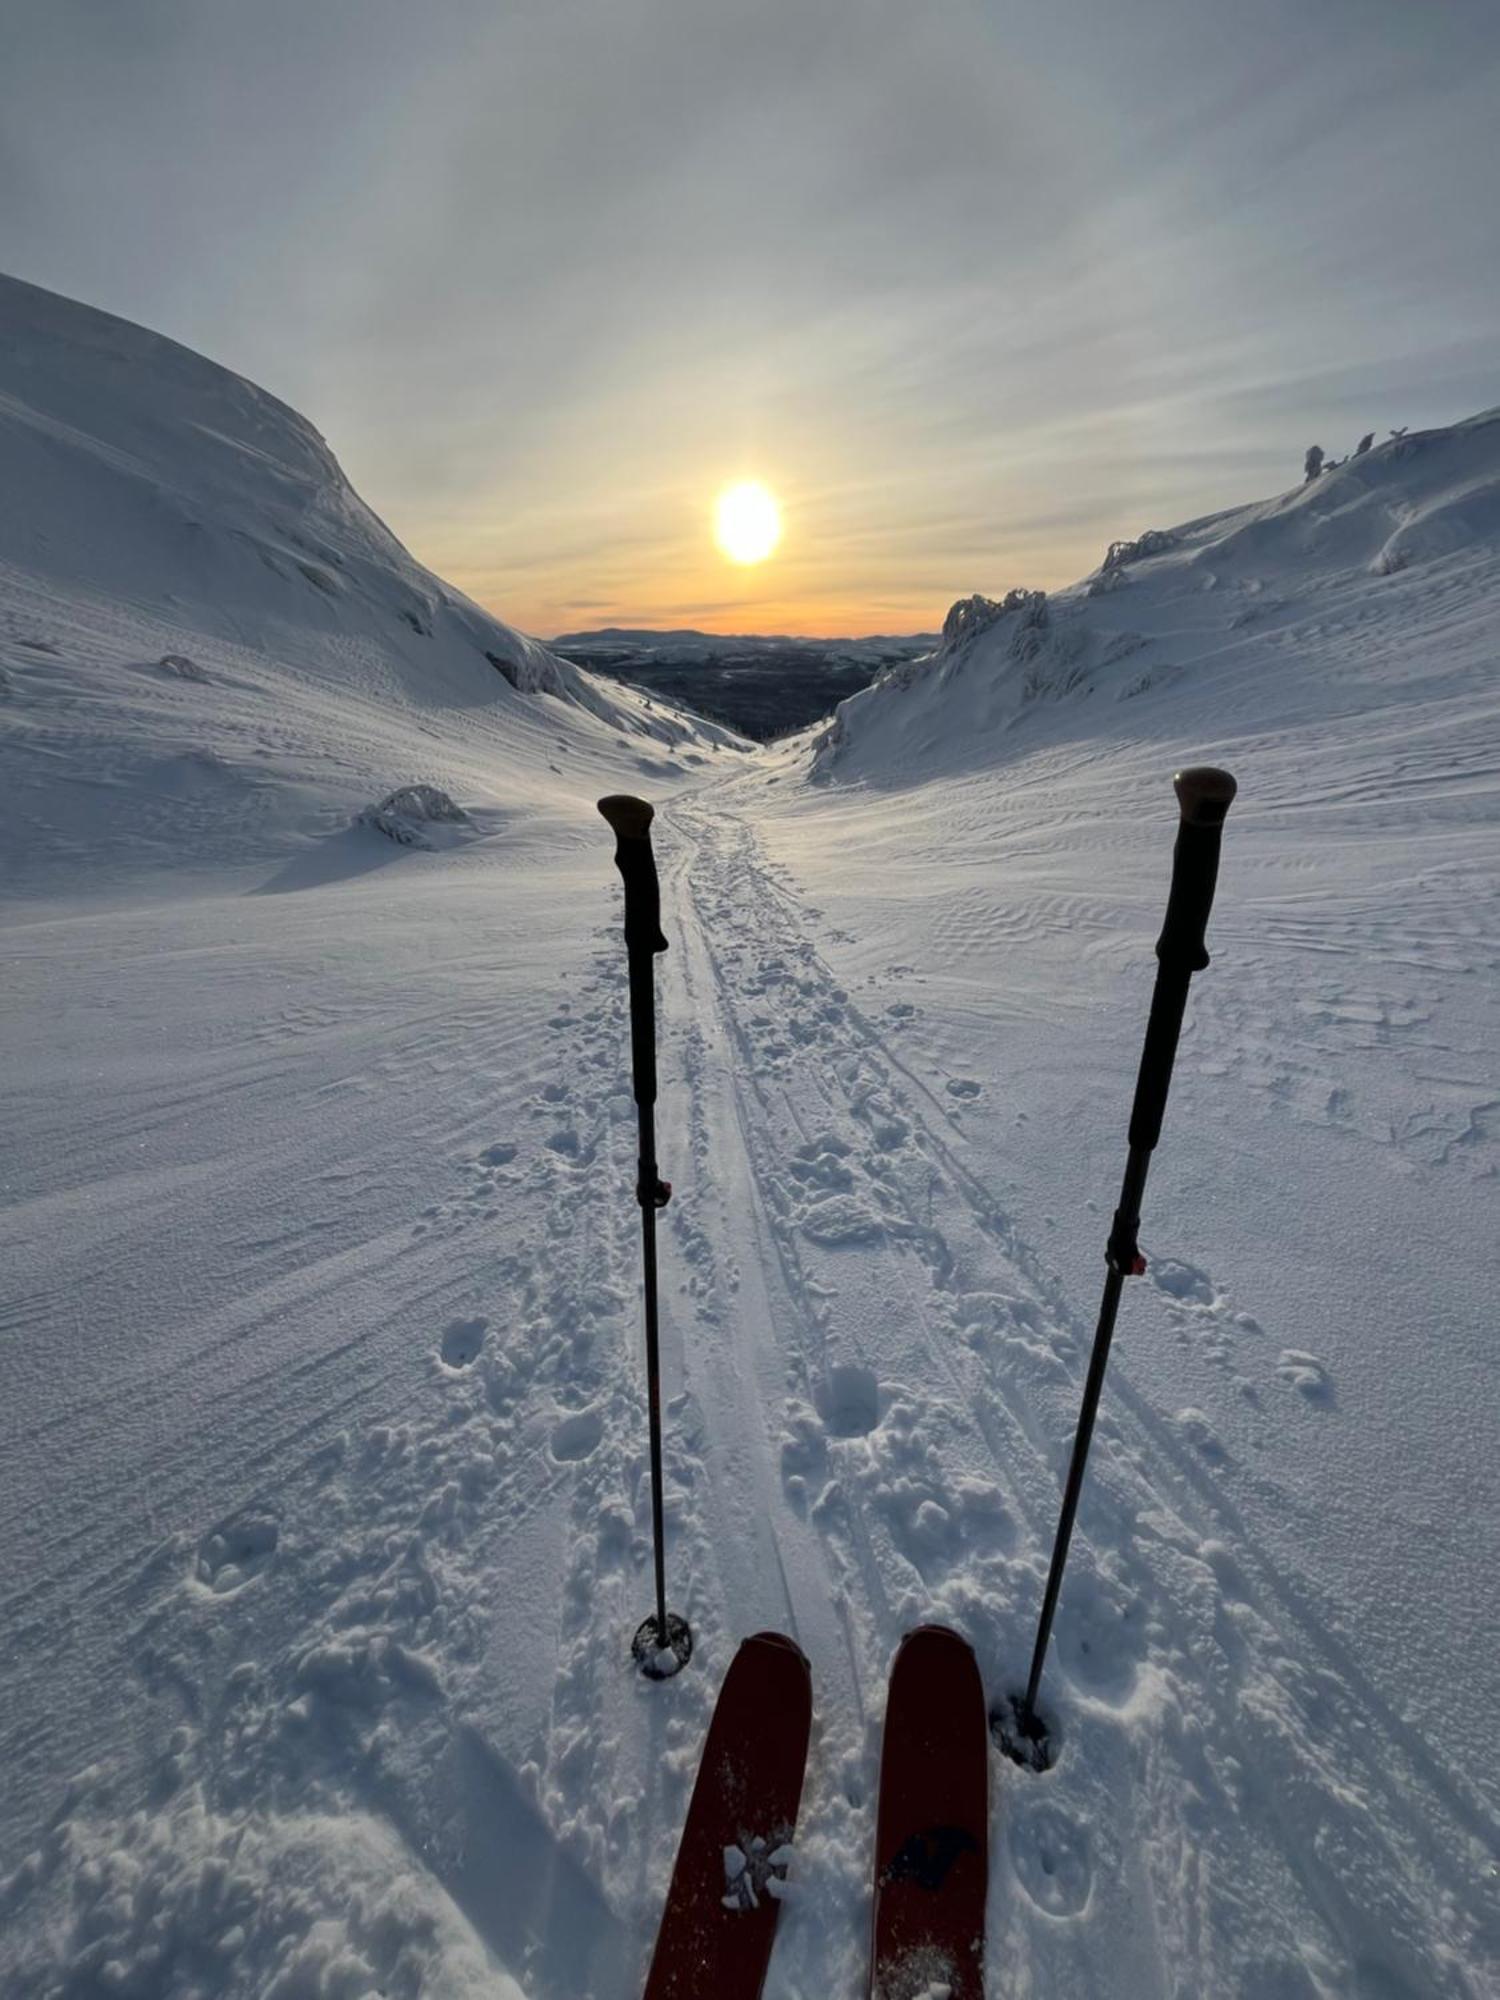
[655,800,1497,1999]
[2,800,1496,1998]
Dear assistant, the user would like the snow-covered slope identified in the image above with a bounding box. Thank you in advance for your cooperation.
[0,273,743,900]
[3,279,1497,2000]
[813,409,1500,787]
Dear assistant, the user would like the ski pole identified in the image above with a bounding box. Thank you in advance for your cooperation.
[597,795,693,1680]
[1015,767,1237,1751]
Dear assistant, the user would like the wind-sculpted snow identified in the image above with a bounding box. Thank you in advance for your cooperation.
[812,405,1500,786]
[811,584,1151,783]
[359,784,475,850]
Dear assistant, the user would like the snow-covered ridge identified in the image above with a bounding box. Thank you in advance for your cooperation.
[812,407,1500,784]
[0,273,743,895]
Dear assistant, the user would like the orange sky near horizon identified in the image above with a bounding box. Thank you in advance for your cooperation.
[419,477,1107,642]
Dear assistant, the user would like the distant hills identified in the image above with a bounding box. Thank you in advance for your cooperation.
[551,628,938,739]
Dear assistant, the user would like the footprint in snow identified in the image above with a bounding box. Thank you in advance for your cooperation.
[789,1138,855,1192]
[549,1407,604,1462]
[945,1078,982,1100]
[1009,1802,1093,1917]
[440,1317,488,1369]
[194,1509,279,1595]
[799,1194,884,1246]
[814,1363,881,1438]
[1151,1258,1215,1305]
[860,1100,911,1150]
[886,1493,960,1576]
[1054,1576,1144,1706]
[1172,1406,1228,1464]
[1277,1349,1334,1404]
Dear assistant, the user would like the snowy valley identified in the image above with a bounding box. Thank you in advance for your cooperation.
[550,631,935,742]
[2,276,1497,1999]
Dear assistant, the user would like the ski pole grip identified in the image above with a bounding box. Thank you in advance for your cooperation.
[1127,767,1237,1155]
[1154,767,1237,975]
[599,795,666,1110]
[598,796,668,957]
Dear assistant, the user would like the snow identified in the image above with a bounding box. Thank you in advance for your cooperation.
[359,785,476,851]
[722,1838,795,1911]
[3,273,1498,1999]
[0,271,743,906]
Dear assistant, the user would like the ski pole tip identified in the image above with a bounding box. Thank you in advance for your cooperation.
[597,794,655,840]
[1173,765,1237,827]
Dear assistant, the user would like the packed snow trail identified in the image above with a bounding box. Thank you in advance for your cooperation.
[2,778,1495,1997]
[648,797,1499,1999]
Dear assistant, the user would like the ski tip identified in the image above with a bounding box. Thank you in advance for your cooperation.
[887,1625,984,1702]
[743,1630,810,1669]
[1172,765,1237,825]
[895,1622,975,1657]
[597,793,655,839]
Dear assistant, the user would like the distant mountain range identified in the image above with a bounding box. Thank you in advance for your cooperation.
[550,628,938,739]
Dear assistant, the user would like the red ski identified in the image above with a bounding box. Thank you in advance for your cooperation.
[868,1625,989,2000]
[644,1630,813,2000]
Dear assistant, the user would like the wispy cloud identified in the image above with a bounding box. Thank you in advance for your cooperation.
[3,0,1497,633]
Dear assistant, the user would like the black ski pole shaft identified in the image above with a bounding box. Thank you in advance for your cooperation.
[1022,766,1237,1725]
[597,796,691,1679]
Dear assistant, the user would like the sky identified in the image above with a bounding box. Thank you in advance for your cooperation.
[2,0,1497,638]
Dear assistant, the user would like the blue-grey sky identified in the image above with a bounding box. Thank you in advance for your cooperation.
[3,0,1496,634]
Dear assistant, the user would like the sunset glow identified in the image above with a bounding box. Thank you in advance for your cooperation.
[714,481,782,566]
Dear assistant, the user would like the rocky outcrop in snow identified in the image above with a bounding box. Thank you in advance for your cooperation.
[1100,528,1178,573]
[940,588,1049,652]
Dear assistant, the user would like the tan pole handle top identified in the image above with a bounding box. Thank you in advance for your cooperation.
[1173,766,1237,827]
[598,794,655,841]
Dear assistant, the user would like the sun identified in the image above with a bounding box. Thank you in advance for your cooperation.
[714,480,782,565]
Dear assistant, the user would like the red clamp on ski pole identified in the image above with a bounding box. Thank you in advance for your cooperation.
[1105,1206,1147,1277]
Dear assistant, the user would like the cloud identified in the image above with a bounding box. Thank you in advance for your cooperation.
[2,0,1497,633]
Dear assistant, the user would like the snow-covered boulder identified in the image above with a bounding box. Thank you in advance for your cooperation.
[358,785,473,849]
